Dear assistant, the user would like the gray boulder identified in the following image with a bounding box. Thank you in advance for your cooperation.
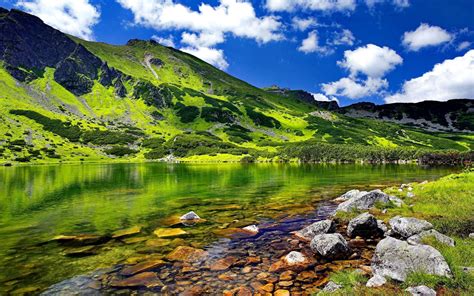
[180,211,200,221]
[321,281,342,292]
[389,216,433,238]
[405,285,436,296]
[377,220,388,235]
[366,274,386,287]
[407,229,455,247]
[294,219,335,241]
[335,189,368,202]
[310,233,351,260]
[336,190,400,212]
[372,237,451,282]
[347,213,383,238]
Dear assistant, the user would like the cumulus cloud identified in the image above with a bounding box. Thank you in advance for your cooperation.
[16,0,100,40]
[298,31,331,54]
[181,47,229,70]
[330,29,355,46]
[265,0,356,12]
[456,41,471,52]
[116,0,283,69]
[151,35,175,47]
[402,24,452,51]
[321,44,401,99]
[312,93,339,104]
[385,50,474,103]
[322,77,388,99]
[337,44,403,78]
[292,17,316,31]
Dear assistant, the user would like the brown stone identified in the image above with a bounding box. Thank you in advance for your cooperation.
[110,272,163,288]
[218,273,237,281]
[154,228,187,238]
[246,256,262,265]
[279,271,295,281]
[146,238,172,247]
[112,226,142,239]
[210,256,238,271]
[278,281,293,287]
[261,283,274,292]
[52,234,107,246]
[235,286,253,296]
[241,266,252,274]
[213,228,258,239]
[274,289,290,296]
[120,259,166,276]
[257,272,270,280]
[166,246,208,262]
[359,265,372,275]
[348,238,365,248]
[181,285,204,296]
[122,236,147,244]
[296,271,317,282]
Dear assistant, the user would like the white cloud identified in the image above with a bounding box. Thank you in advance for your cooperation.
[337,44,403,78]
[365,0,410,8]
[181,31,225,48]
[312,93,339,104]
[456,41,471,52]
[117,0,283,44]
[402,24,452,51]
[330,29,355,46]
[266,0,356,12]
[322,77,388,99]
[292,17,316,31]
[298,31,330,54]
[385,50,474,103]
[16,0,100,40]
[181,46,229,70]
[151,35,175,47]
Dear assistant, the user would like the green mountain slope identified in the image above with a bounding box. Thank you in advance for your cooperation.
[0,8,472,164]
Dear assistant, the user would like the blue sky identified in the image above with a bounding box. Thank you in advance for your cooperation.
[2,0,474,106]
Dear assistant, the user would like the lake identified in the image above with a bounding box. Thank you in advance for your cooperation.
[0,163,458,293]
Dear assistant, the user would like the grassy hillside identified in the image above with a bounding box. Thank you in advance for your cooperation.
[0,9,472,164]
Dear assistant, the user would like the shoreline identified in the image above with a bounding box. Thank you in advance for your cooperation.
[38,170,474,295]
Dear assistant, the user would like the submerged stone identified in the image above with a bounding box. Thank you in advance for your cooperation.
[63,245,97,257]
[51,234,108,246]
[120,259,166,276]
[112,226,142,239]
[166,246,208,263]
[180,211,201,221]
[110,272,163,288]
[153,228,187,238]
[242,225,259,234]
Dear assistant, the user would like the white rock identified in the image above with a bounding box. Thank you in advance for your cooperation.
[407,192,415,198]
[389,216,433,238]
[407,229,455,247]
[242,225,259,234]
[180,211,200,221]
[310,233,351,260]
[366,274,386,287]
[293,219,335,241]
[284,251,306,265]
[405,285,436,296]
[322,281,342,292]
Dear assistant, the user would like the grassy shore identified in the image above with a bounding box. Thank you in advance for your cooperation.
[329,169,474,295]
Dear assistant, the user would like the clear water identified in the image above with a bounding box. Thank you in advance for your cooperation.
[0,163,458,293]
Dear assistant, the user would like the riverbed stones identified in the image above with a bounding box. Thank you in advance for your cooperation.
[210,256,238,271]
[63,245,97,257]
[120,259,166,276]
[180,211,200,221]
[407,229,455,247]
[371,237,451,282]
[310,233,351,260]
[166,246,208,263]
[274,289,290,296]
[52,234,108,246]
[388,216,433,238]
[242,225,259,234]
[334,189,368,202]
[154,228,187,238]
[112,226,142,239]
[293,219,335,241]
[405,285,436,296]
[366,274,386,287]
[110,272,163,288]
[347,213,382,238]
[336,189,399,212]
[284,251,307,265]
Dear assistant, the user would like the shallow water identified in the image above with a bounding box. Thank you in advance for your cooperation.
[0,163,458,293]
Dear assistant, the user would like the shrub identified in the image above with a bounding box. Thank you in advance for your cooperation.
[82,130,136,145]
[142,137,165,149]
[175,104,200,123]
[245,107,281,128]
[201,107,234,123]
[144,146,167,159]
[104,146,137,156]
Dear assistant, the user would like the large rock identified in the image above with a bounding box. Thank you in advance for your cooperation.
[371,237,451,282]
[293,219,335,241]
[310,233,351,260]
[407,229,455,247]
[366,274,386,287]
[321,281,342,292]
[405,285,436,296]
[389,216,433,238]
[336,190,401,212]
[347,213,382,238]
[335,189,368,202]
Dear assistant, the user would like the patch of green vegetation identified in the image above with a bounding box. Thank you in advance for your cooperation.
[104,146,137,157]
[246,107,281,128]
[174,102,200,123]
[82,130,137,145]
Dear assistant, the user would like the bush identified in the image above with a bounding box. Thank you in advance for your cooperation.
[142,137,165,149]
[10,110,82,142]
[144,146,167,159]
[175,104,200,123]
[104,146,137,156]
[201,107,234,123]
[82,130,136,145]
[245,107,281,128]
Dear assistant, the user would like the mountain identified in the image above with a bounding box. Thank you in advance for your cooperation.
[0,8,472,164]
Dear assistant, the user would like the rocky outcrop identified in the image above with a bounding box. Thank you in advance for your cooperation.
[371,237,451,282]
[388,216,433,238]
[366,274,386,287]
[336,189,402,212]
[405,285,436,296]
[293,219,335,241]
[0,8,127,96]
[407,229,455,247]
[133,80,172,109]
[347,213,383,238]
[310,233,351,260]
